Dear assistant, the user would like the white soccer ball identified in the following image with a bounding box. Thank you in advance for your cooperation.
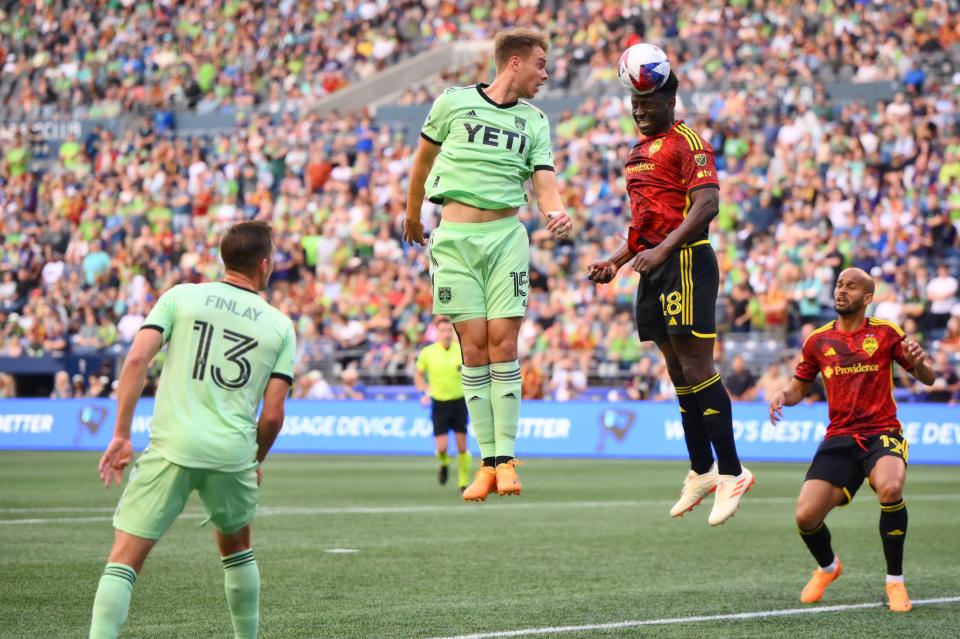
[617,43,671,95]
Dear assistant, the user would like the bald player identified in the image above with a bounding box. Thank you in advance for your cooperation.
[769,268,935,612]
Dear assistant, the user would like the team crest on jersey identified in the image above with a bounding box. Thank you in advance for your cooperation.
[694,153,707,166]
[438,287,452,304]
[649,139,663,155]
[862,336,879,357]
[514,116,526,131]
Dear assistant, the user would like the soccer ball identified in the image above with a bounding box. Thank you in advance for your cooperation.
[618,43,671,95]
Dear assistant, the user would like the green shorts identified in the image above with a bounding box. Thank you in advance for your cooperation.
[428,216,530,323]
[113,448,258,540]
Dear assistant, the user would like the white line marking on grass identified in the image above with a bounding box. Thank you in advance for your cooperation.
[423,597,960,639]
[324,548,358,554]
[2,493,958,525]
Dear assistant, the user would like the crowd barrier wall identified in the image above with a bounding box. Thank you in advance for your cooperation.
[1,399,958,465]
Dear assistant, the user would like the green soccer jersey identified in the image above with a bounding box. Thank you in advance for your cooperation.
[421,83,554,210]
[142,281,296,472]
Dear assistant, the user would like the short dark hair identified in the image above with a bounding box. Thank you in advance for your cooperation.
[220,221,273,274]
[654,71,679,99]
[494,28,549,69]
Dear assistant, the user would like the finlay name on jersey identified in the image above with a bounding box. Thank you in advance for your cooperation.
[204,295,263,321]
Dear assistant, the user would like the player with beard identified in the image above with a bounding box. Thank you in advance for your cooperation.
[769,268,935,611]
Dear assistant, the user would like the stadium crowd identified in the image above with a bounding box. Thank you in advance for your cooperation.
[1,1,960,403]
[2,0,956,116]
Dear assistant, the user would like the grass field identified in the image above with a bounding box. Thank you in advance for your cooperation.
[1,452,958,639]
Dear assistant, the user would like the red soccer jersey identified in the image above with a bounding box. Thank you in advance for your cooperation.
[623,120,720,249]
[795,318,915,438]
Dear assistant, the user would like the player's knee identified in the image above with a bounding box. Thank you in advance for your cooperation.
[666,365,687,387]
[795,504,823,531]
[875,481,903,503]
[487,337,517,362]
[680,361,715,387]
[459,342,489,367]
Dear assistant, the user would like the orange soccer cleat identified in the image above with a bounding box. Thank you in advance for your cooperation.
[886,581,912,613]
[800,557,843,603]
[495,460,522,496]
[462,466,497,502]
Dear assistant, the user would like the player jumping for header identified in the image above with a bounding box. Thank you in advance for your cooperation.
[588,70,753,525]
[404,28,572,501]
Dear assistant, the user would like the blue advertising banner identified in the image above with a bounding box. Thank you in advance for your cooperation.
[1,399,959,464]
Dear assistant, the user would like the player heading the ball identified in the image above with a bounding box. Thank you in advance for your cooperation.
[589,44,754,526]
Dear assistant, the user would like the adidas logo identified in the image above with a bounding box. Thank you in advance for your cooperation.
[703,408,720,416]
[466,109,478,118]
[501,392,517,400]
[824,347,837,356]
[467,395,482,402]
[887,529,905,536]
[668,317,677,326]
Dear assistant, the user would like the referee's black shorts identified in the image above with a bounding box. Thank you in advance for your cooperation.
[431,397,468,436]
[635,240,719,344]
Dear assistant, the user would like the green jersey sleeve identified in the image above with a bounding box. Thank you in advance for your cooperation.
[421,92,452,145]
[529,115,554,172]
[271,323,297,384]
[142,287,178,342]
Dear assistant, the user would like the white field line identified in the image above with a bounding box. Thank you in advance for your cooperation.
[423,597,960,639]
[1,493,959,525]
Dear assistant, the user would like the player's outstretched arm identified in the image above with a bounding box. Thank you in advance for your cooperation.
[256,376,291,465]
[587,238,639,284]
[532,169,572,238]
[901,338,936,385]
[99,328,164,487]
[403,137,442,246]
[632,186,719,274]
[768,377,811,426]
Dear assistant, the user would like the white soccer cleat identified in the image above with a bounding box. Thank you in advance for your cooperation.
[670,463,719,517]
[708,466,755,526]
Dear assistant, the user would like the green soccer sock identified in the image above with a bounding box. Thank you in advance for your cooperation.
[89,563,137,639]
[436,450,450,466]
[222,550,260,639]
[461,365,495,459]
[456,452,472,488]
[490,361,522,458]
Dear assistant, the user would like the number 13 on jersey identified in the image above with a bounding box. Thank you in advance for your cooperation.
[192,320,259,390]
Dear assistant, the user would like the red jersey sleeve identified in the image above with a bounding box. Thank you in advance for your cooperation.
[890,333,914,372]
[795,336,820,382]
[677,139,720,193]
